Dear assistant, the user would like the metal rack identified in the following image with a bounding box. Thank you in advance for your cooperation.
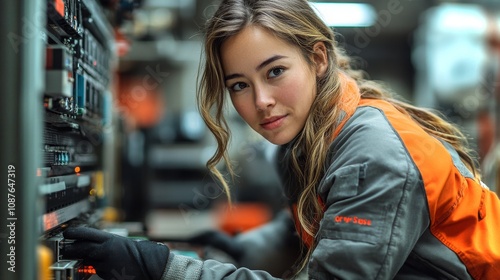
[0,1,117,279]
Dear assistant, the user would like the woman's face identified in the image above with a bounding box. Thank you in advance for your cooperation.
[221,25,326,145]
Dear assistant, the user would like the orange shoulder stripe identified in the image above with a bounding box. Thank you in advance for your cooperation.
[359,98,500,279]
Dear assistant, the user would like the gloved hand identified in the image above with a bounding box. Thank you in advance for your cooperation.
[62,227,170,280]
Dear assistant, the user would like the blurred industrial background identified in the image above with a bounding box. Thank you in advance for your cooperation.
[113,0,500,225]
[0,0,499,279]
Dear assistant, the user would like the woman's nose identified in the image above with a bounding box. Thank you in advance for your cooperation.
[254,85,275,111]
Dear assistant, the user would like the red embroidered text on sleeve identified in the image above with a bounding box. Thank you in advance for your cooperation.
[334,215,372,226]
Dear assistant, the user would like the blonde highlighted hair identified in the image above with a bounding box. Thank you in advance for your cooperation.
[197,0,479,275]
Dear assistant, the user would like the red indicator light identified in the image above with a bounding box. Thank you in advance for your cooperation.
[78,266,96,274]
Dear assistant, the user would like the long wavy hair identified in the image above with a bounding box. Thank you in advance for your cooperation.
[197,0,479,275]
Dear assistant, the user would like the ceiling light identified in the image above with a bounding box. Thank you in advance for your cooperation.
[309,2,377,27]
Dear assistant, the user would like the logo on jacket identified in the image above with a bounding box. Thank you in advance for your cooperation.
[334,215,372,226]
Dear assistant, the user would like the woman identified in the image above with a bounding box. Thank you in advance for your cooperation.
[63,0,500,279]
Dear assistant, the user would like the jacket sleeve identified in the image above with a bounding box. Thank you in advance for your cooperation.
[161,254,280,280]
[308,107,430,280]
[160,211,299,280]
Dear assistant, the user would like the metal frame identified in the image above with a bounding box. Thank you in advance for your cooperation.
[0,0,45,279]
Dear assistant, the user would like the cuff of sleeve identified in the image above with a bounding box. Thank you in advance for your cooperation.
[161,252,203,280]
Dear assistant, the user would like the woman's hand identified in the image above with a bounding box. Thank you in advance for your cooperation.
[62,227,170,280]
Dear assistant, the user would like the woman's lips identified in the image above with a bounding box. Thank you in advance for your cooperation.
[260,115,287,130]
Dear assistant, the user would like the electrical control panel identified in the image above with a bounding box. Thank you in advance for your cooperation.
[40,0,116,278]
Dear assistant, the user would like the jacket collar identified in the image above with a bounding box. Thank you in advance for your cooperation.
[331,72,361,141]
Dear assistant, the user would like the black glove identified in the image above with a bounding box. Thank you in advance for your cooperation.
[62,227,170,280]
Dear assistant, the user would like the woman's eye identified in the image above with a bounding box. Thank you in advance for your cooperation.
[268,67,284,78]
[231,82,247,92]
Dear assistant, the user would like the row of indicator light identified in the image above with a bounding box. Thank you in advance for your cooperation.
[78,266,96,275]
[53,152,71,165]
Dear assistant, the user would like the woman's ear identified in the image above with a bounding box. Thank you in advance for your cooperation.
[312,42,328,78]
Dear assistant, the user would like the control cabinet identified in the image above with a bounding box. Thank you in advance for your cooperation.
[0,0,116,279]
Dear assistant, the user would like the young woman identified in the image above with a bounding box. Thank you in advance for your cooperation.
[63,0,500,279]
